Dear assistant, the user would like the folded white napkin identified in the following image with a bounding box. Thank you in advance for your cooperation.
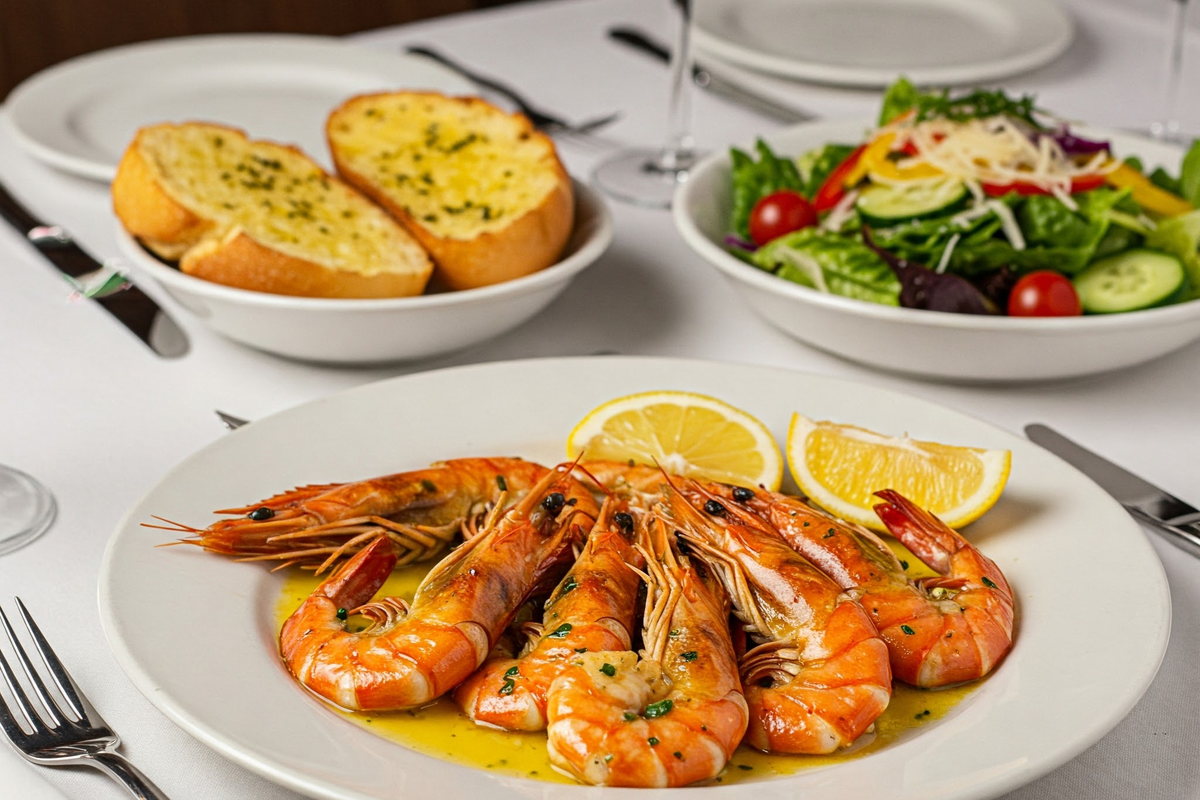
[0,744,70,799]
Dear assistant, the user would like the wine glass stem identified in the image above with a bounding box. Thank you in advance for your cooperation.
[1157,0,1190,139]
[655,0,696,173]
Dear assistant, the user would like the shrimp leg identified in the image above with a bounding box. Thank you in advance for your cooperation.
[279,465,598,711]
[545,517,748,787]
[453,498,644,730]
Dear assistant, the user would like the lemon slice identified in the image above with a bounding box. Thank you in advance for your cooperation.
[567,391,783,490]
[786,413,1010,531]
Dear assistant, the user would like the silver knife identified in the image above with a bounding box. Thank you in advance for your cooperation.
[0,180,188,357]
[1025,423,1200,558]
[608,27,815,124]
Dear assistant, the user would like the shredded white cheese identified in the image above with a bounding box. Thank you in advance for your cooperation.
[936,233,961,274]
[822,189,859,232]
[985,199,1026,250]
[879,115,1115,196]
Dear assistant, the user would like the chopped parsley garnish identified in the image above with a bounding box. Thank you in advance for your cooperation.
[498,679,515,696]
[495,475,507,492]
[647,737,660,746]
[901,624,916,635]
[681,651,698,662]
[600,663,616,677]
[504,665,520,678]
[548,623,572,638]
[982,576,998,589]
[643,699,673,718]
[624,711,637,722]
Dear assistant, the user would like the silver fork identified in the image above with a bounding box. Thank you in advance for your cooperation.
[0,598,170,799]
[405,44,621,143]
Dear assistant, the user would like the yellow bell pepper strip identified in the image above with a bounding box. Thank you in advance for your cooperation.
[1105,162,1193,216]
[842,133,896,187]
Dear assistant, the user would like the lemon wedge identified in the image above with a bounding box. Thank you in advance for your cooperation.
[786,413,1010,531]
[567,391,783,490]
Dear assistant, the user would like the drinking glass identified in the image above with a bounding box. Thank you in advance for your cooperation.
[0,465,56,555]
[1151,0,1192,141]
[592,0,697,208]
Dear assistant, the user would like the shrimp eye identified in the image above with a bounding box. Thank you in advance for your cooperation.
[542,492,566,514]
[613,512,634,533]
[732,487,755,502]
[248,506,274,521]
[703,500,727,516]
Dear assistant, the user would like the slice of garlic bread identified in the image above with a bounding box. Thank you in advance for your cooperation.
[112,123,433,298]
[327,92,574,290]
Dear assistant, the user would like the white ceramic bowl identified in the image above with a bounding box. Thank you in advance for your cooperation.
[674,120,1200,382]
[116,179,612,364]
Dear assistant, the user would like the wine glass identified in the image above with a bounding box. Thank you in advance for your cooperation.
[592,0,697,208]
[1150,0,1191,141]
[0,465,56,555]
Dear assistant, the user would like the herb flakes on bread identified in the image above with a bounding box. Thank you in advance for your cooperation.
[327,92,574,290]
[112,122,433,299]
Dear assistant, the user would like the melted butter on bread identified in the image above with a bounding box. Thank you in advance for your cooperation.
[328,93,574,290]
[114,123,432,298]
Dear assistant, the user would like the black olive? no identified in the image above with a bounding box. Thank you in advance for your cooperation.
[732,487,755,502]
[542,492,566,514]
[613,512,634,533]
[248,506,274,521]
[703,499,727,516]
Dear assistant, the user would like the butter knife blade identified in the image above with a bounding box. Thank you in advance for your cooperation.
[608,26,814,124]
[1025,423,1200,557]
[0,180,187,357]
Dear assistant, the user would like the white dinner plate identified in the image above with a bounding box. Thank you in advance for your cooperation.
[692,0,1074,87]
[99,357,1169,800]
[4,34,475,181]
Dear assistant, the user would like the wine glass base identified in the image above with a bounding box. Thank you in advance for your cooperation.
[0,466,56,556]
[592,148,695,209]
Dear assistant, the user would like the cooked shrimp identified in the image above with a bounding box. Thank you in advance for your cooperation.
[544,517,748,787]
[453,498,644,731]
[278,465,597,711]
[152,457,556,570]
[871,489,1015,686]
[664,481,892,754]
[709,484,1014,687]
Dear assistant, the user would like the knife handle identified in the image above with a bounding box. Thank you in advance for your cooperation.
[1128,507,1200,558]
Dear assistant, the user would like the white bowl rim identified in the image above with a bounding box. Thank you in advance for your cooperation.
[117,177,612,311]
[673,119,1200,335]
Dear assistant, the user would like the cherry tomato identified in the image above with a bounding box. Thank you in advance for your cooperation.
[1006,271,1083,317]
[748,190,818,245]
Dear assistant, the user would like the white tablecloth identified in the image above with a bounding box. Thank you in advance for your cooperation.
[2,0,1198,797]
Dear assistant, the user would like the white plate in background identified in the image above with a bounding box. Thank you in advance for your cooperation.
[692,0,1074,87]
[5,34,474,181]
[100,356,1169,800]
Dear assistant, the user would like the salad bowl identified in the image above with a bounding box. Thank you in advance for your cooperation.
[673,119,1200,382]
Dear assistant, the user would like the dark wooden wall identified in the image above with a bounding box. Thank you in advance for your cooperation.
[0,0,520,98]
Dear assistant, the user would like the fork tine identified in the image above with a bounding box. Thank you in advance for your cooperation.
[0,604,68,729]
[0,616,47,737]
[16,599,100,725]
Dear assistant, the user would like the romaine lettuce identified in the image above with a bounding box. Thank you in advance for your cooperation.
[751,228,900,305]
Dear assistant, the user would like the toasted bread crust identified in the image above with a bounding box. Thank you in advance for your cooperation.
[180,228,429,299]
[112,140,212,261]
[327,92,575,291]
[112,122,433,299]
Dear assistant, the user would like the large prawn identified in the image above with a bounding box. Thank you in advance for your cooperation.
[278,464,598,711]
[706,484,1015,687]
[453,498,644,731]
[151,457,558,570]
[664,480,892,754]
[544,516,748,787]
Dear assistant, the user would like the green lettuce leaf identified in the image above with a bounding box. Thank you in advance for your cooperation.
[1145,210,1200,300]
[729,139,803,240]
[751,228,900,305]
[796,143,858,199]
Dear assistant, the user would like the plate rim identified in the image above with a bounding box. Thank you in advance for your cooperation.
[98,355,1172,800]
[691,0,1074,88]
[4,32,476,181]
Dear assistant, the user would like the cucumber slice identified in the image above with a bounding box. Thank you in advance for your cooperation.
[856,177,968,225]
[1072,249,1185,314]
